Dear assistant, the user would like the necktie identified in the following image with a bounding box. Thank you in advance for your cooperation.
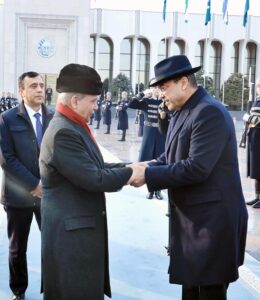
[34,112,43,145]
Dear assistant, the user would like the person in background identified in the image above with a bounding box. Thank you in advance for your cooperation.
[39,63,140,300]
[243,77,260,208]
[103,91,112,134]
[0,71,53,300]
[128,86,166,200]
[117,91,129,142]
[137,110,144,137]
[0,91,6,113]
[94,95,102,129]
[129,55,248,300]
[45,86,53,105]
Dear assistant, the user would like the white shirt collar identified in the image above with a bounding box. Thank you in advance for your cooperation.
[24,102,42,119]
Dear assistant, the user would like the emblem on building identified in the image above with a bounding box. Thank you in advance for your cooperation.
[37,37,56,58]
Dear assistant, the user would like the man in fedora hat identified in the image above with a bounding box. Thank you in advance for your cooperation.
[39,63,140,300]
[129,55,248,300]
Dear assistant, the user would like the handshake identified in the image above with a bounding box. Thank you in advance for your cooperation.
[126,161,150,187]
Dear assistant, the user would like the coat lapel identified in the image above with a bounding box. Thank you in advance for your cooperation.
[165,109,190,159]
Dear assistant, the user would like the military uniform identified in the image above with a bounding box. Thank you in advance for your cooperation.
[117,99,128,141]
[94,98,102,129]
[129,96,166,199]
[245,97,260,208]
[102,99,112,134]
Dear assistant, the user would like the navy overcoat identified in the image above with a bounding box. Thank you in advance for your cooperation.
[128,97,165,161]
[94,99,102,121]
[102,100,112,125]
[0,101,53,207]
[146,87,248,286]
[117,100,128,130]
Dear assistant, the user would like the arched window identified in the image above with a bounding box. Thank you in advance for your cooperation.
[136,38,150,87]
[209,41,222,98]
[173,39,185,55]
[230,42,239,74]
[158,38,169,62]
[89,36,95,68]
[120,38,132,80]
[195,40,204,68]
[245,42,257,98]
[98,37,113,82]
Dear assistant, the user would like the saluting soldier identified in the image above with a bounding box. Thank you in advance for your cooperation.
[117,91,129,141]
[128,86,166,200]
[102,91,112,134]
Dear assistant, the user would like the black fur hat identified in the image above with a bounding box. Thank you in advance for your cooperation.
[56,63,102,95]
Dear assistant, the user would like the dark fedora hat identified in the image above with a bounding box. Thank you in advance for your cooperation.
[56,63,102,95]
[149,55,201,87]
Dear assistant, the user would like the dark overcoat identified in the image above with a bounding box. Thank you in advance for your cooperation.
[39,112,132,300]
[117,100,128,130]
[94,99,102,121]
[146,87,248,286]
[102,100,112,125]
[247,98,260,179]
[128,97,166,161]
[0,101,53,207]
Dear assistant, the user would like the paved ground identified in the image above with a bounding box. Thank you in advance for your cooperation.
[0,109,260,299]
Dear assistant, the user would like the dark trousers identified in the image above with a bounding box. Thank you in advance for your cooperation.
[182,284,228,300]
[6,205,41,295]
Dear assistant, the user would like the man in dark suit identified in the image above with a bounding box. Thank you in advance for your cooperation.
[39,64,137,300]
[129,55,248,300]
[0,72,53,300]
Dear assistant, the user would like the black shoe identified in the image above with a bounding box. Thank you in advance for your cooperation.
[104,132,110,134]
[155,191,163,200]
[246,199,259,205]
[252,200,260,208]
[118,139,125,142]
[12,294,25,300]
[146,192,154,199]
[94,127,99,129]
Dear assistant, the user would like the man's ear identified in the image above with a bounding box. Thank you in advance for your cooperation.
[181,76,189,90]
[18,87,24,98]
[70,95,78,109]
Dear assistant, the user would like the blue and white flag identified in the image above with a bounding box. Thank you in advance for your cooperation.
[222,0,228,25]
[205,0,211,26]
[243,0,250,27]
[163,0,167,22]
[184,0,189,23]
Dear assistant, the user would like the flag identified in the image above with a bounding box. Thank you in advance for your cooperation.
[222,0,228,25]
[163,0,167,22]
[184,0,189,23]
[243,0,250,27]
[205,0,211,26]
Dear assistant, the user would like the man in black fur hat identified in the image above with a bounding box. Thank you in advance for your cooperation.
[39,63,138,300]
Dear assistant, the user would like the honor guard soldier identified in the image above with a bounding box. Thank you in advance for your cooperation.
[242,77,260,208]
[129,85,166,200]
[0,92,6,113]
[94,95,102,129]
[103,91,112,134]
[117,91,129,141]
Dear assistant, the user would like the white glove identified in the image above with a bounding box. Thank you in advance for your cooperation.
[243,113,250,123]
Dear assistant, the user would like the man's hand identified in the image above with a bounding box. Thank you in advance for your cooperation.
[31,181,42,199]
[127,163,146,187]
